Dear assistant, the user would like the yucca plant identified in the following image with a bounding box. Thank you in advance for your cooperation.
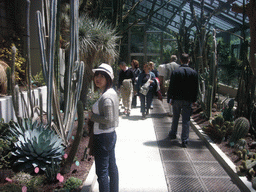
[9,118,64,173]
[79,14,120,107]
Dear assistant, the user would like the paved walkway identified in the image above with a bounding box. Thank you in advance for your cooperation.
[82,97,246,192]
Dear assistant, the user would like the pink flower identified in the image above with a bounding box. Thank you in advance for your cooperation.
[57,173,64,182]
[57,173,61,180]
[5,177,12,182]
[34,167,39,174]
[22,186,27,192]
[63,153,68,159]
[59,175,64,182]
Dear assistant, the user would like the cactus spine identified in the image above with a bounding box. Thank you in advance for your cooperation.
[229,117,250,146]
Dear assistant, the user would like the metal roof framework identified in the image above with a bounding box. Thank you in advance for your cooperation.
[124,0,249,35]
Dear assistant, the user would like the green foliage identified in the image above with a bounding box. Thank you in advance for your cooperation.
[0,44,26,83]
[9,119,65,173]
[12,172,45,192]
[229,117,250,146]
[32,71,46,87]
[203,115,234,142]
[45,158,60,183]
[0,119,16,169]
[217,39,230,65]
[63,177,82,191]
[85,89,100,110]
[0,183,22,192]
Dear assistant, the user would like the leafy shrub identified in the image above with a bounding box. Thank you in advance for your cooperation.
[0,183,22,192]
[12,172,45,192]
[0,44,26,84]
[32,71,46,87]
[9,119,65,173]
[0,119,16,169]
[63,177,82,191]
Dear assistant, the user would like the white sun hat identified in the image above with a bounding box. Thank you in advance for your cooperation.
[92,63,114,80]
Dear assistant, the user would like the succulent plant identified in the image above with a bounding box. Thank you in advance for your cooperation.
[45,158,60,182]
[222,99,235,122]
[9,118,64,173]
[63,177,82,191]
[229,117,250,146]
[203,115,234,141]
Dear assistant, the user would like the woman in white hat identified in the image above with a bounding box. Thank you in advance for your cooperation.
[88,63,119,192]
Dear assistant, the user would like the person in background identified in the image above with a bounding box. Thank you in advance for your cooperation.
[148,61,159,78]
[167,53,198,148]
[166,55,180,116]
[118,61,135,116]
[131,59,141,108]
[137,62,156,119]
[157,61,168,96]
[88,63,119,192]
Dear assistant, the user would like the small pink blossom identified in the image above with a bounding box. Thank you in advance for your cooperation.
[59,175,64,182]
[63,153,68,159]
[22,186,27,192]
[5,177,12,182]
[57,173,64,182]
[34,167,39,174]
[57,173,61,180]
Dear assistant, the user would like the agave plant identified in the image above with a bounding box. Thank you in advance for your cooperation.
[9,118,64,173]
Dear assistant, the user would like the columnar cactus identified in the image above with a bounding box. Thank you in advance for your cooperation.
[229,117,250,146]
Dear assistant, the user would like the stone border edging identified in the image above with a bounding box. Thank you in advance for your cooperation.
[81,162,96,192]
[190,119,255,192]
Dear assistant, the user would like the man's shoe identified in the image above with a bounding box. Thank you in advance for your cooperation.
[168,134,176,140]
[182,141,188,148]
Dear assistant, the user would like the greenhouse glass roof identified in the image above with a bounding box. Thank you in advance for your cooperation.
[124,0,249,34]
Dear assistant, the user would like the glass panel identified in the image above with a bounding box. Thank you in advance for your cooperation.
[147,33,161,54]
[131,33,144,53]
[163,40,178,63]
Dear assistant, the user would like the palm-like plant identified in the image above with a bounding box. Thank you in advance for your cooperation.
[78,15,121,106]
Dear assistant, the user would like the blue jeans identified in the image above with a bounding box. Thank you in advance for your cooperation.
[169,100,192,142]
[139,86,153,114]
[94,131,119,192]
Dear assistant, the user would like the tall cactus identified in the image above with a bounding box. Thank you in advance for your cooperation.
[37,0,84,146]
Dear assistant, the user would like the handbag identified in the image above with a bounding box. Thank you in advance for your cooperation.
[139,74,151,96]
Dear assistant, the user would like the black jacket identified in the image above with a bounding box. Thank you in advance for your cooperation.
[167,64,198,103]
[118,68,135,88]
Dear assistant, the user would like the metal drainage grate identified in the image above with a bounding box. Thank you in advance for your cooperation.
[202,177,241,192]
[193,162,228,177]
[168,176,205,192]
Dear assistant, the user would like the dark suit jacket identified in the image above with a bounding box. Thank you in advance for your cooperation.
[167,64,198,103]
